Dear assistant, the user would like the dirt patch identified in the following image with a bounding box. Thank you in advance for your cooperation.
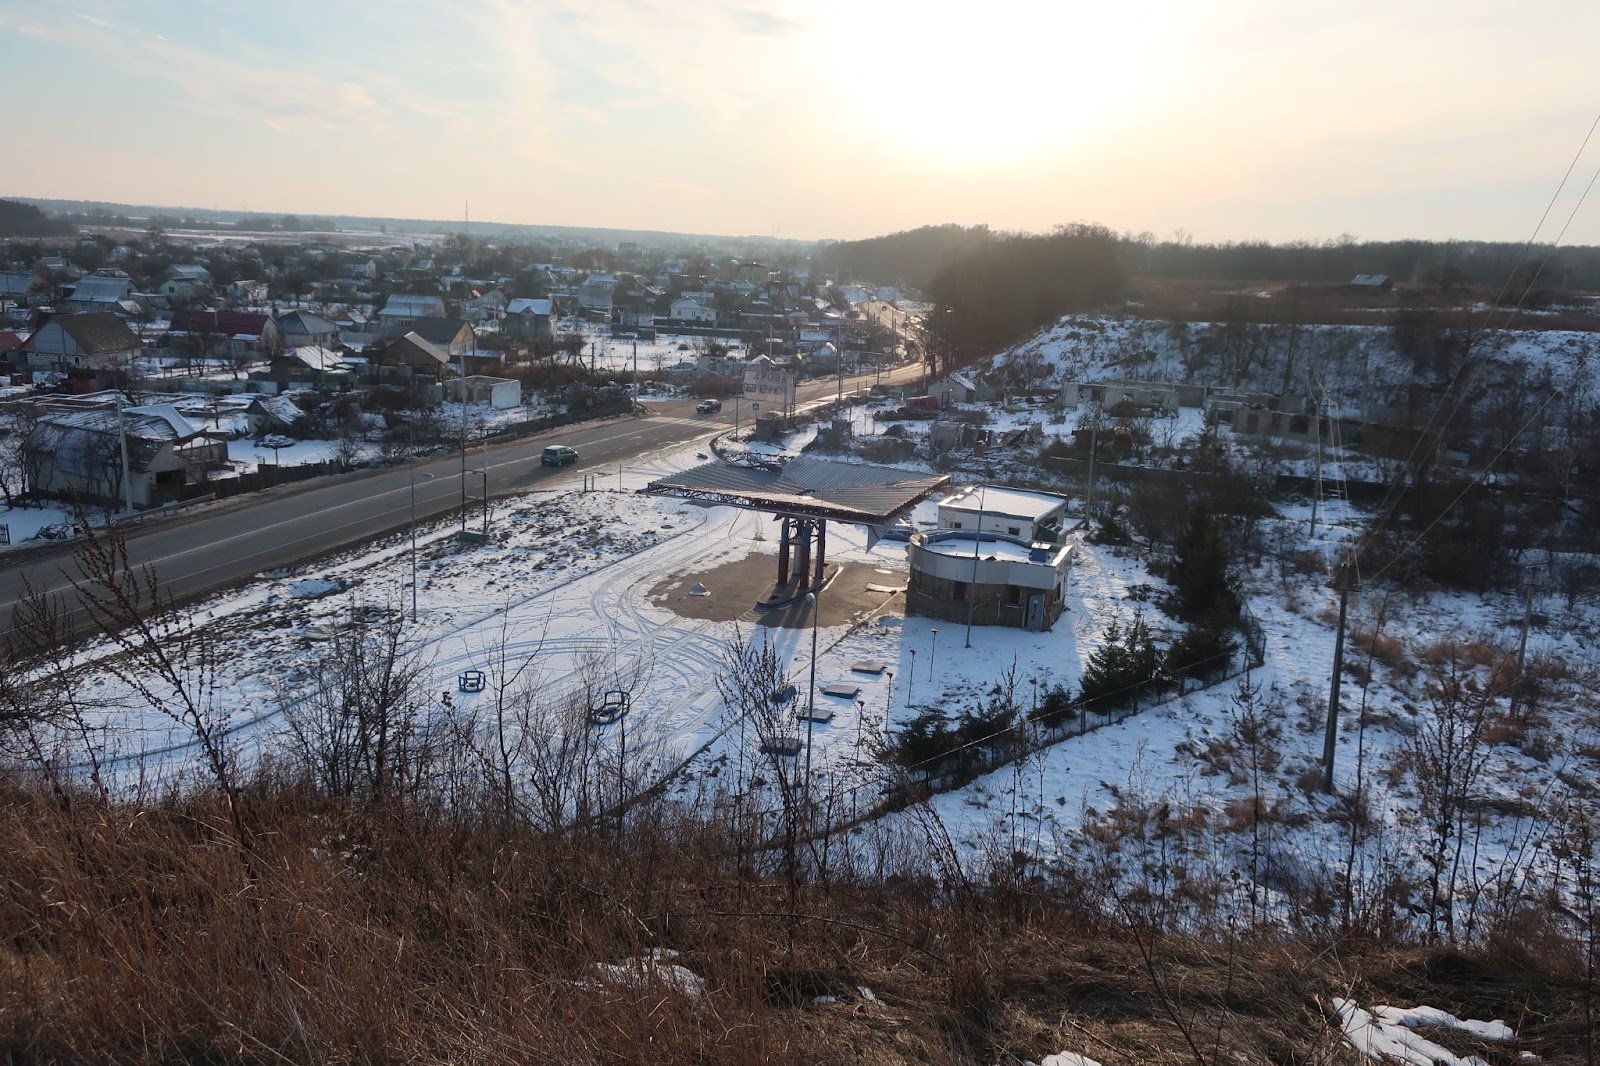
[648,549,905,629]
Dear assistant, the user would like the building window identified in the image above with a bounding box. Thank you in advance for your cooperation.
[1006,585,1022,605]
[953,580,968,599]
[951,521,962,529]
[1007,526,1021,536]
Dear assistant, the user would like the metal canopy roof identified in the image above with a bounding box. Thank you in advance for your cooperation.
[643,457,950,523]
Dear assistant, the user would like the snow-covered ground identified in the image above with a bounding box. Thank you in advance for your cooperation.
[986,312,1600,417]
[0,501,85,548]
[17,396,1599,935]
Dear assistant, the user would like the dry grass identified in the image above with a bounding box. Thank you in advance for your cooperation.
[0,771,1593,1064]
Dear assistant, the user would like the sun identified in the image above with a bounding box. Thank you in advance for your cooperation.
[830,4,1129,166]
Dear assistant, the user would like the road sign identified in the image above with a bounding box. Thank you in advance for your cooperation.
[751,401,760,411]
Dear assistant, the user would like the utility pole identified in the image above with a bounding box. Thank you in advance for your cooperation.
[1508,566,1537,718]
[1322,559,1359,792]
[965,484,987,648]
[458,347,468,534]
[1310,390,1324,540]
[1084,403,1101,520]
[115,395,134,515]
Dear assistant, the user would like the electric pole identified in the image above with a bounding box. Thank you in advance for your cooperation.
[1508,566,1537,718]
[1322,559,1359,792]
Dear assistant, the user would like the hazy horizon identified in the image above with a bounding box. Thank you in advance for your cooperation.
[5,1,1599,246]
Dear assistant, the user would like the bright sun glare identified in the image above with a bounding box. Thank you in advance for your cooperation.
[836,6,1123,165]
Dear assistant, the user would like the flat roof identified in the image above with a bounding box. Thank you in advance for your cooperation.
[644,456,949,523]
[940,485,1069,521]
[920,533,1039,563]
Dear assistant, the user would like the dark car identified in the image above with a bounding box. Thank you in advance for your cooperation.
[540,445,579,467]
[696,399,722,414]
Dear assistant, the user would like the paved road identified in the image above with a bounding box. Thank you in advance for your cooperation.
[0,364,921,639]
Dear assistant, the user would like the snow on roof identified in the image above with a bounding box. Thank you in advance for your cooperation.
[125,403,200,439]
[278,309,338,334]
[941,485,1068,521]
[917,532,1040,563]
[283,345,344,372]
[506,297,553,315]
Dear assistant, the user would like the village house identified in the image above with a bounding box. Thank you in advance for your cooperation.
[60,272,138,316]
[376,293,447,330]
[22,313,142,372]
[577,274,615,314]
[383,316,474,361]
[369,331,452,376]
[166,309,281,362]
[23,404,228,509]
[276,309,341,350]
[668,297,717,325]
[504,297,556,340]
[461,289,508,323]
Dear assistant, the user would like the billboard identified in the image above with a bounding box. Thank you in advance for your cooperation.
[743,364,796,410]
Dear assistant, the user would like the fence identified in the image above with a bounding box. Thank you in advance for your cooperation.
[883,599,1267,805]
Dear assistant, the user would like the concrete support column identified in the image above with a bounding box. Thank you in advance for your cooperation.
[813,519,827,587]
[778,517,792,586]
[795,519,813,591]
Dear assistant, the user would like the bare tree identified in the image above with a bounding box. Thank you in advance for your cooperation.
[277,610,433,804]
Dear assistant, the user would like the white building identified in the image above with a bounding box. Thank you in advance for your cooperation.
[906,531,1074,631]
[669,297,716,325]
[937,485,1069,544]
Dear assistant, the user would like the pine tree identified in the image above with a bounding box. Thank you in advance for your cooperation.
[1171,503,1237,623]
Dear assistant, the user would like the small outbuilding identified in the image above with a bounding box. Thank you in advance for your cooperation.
[906,530,1074,632]
[938,485,1069,544]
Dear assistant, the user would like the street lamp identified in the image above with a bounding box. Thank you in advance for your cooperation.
[884,669,895,737]
[409,471,435,621]
[929,627,939,681]
[804,591,820,798]
[907,649,917,707]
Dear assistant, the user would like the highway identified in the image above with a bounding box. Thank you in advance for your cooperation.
[0,363,923,639]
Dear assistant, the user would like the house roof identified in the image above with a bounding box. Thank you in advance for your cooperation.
[1350,274,1391,287]
[0,331,24,355]
[247,394,303,426]
[27,405,203,473]
[277,309,338,335]
[381,331,450,367]
[940,485,1068,523]
[0,273,39,297]
[644,457,950,523]
[169,309,272,337]
[506,298,553,315]
[66,275,133,303]
[378,294,446,316]
[34,313,140,356]
[385,316,470,346]
[282,345,345,372]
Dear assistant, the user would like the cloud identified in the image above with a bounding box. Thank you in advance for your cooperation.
[726,7,803,35]
[75,13,113,28]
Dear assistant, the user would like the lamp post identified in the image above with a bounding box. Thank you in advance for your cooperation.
[929,627,939,681]
[884,669,895,737]
[409,471,435,621]
[907,650,916,708]
[965,484,987,648]
[804,591,820,799]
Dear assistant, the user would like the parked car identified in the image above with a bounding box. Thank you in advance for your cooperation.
[696,399,722,414]
[540,445,579,467]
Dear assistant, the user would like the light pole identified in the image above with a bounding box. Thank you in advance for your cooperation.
[929,627,939,681]
[884,669,895,737]
[907,650,916,707]
[409,471,435,621]
[804,591,820,798]
[965,484,987,648]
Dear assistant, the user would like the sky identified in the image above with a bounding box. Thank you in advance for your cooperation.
[3,0,1599,245]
